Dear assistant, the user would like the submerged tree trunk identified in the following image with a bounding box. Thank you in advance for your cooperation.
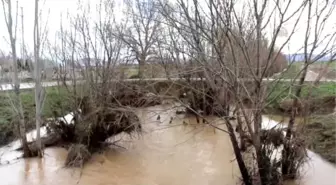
[225,120,251,185]
[34,0,43,157]
[10,30,30,157]
[282,63,308,177]
[235,110,246,151]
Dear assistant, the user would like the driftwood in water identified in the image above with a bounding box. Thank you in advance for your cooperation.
[111,86,161,107]
[180,85,230,118]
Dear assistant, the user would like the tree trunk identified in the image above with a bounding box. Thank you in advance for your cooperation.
[4,0,31,157]
[225,120,251,185]
[34,0,43,157]
[236,110,246,151]
[13,41,30,157]
[138,54,146,79]
[282,63,308,176]
[253,110,270,185]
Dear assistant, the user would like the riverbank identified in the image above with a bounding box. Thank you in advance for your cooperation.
[0,86,72,146]
[265,81,336,115]
[267,113,336,164]
[303,114,336,163]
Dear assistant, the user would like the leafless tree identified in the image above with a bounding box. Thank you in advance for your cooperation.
[33,0,44,157]
[282,0,336,177]
[158,0,335,184]
[1,0,31,157]
[119,0,162,78]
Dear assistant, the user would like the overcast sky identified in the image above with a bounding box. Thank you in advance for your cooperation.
[0,0,335,57]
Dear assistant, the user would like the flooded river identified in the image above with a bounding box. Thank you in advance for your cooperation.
[0,105,335,185]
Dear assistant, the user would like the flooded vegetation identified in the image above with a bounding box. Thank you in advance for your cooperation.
[0,105,240,185]
[0,0,335,184]
[0,105,335,185]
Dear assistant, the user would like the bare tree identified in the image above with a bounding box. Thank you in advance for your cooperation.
[1,0,32,157]
[119,0,162,78]
[158,0,335,184]
[42,0,148,166]
[33,0,44,157]
[282,0,336,177]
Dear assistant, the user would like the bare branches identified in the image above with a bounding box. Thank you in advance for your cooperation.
[118,0,162,78]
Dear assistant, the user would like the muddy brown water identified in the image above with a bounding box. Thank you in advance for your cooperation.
[0,105,335,185]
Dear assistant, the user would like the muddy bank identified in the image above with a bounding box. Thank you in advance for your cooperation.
[303,114,336,163]
[265,96,336,115]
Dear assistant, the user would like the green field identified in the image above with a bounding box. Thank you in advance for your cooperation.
[265,81,336,111]
[0,86,73,145]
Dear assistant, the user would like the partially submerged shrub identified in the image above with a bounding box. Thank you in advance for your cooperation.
[281,136,307,180]
[43,89,145,166]
[65,144,91,167]
[111,86,161,107]
[241,128,307,184]
[180,86,229,117]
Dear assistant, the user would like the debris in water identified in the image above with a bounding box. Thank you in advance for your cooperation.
[65,144,91,167]
[176,110,186,114]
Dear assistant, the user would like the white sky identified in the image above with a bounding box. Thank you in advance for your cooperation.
[0,0,335,57]
[0,0,77,56]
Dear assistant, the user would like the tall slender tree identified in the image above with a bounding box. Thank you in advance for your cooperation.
[1,0,31,157]
[34,0,44,157]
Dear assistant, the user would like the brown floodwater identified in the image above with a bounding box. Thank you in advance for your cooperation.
[0,105,335,185]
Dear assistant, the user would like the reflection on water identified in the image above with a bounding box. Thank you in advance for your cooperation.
[0,105,335,185]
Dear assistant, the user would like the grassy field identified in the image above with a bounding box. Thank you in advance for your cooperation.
[0,87,72,125]
[0,87,73,145]
[266,81,336,109]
